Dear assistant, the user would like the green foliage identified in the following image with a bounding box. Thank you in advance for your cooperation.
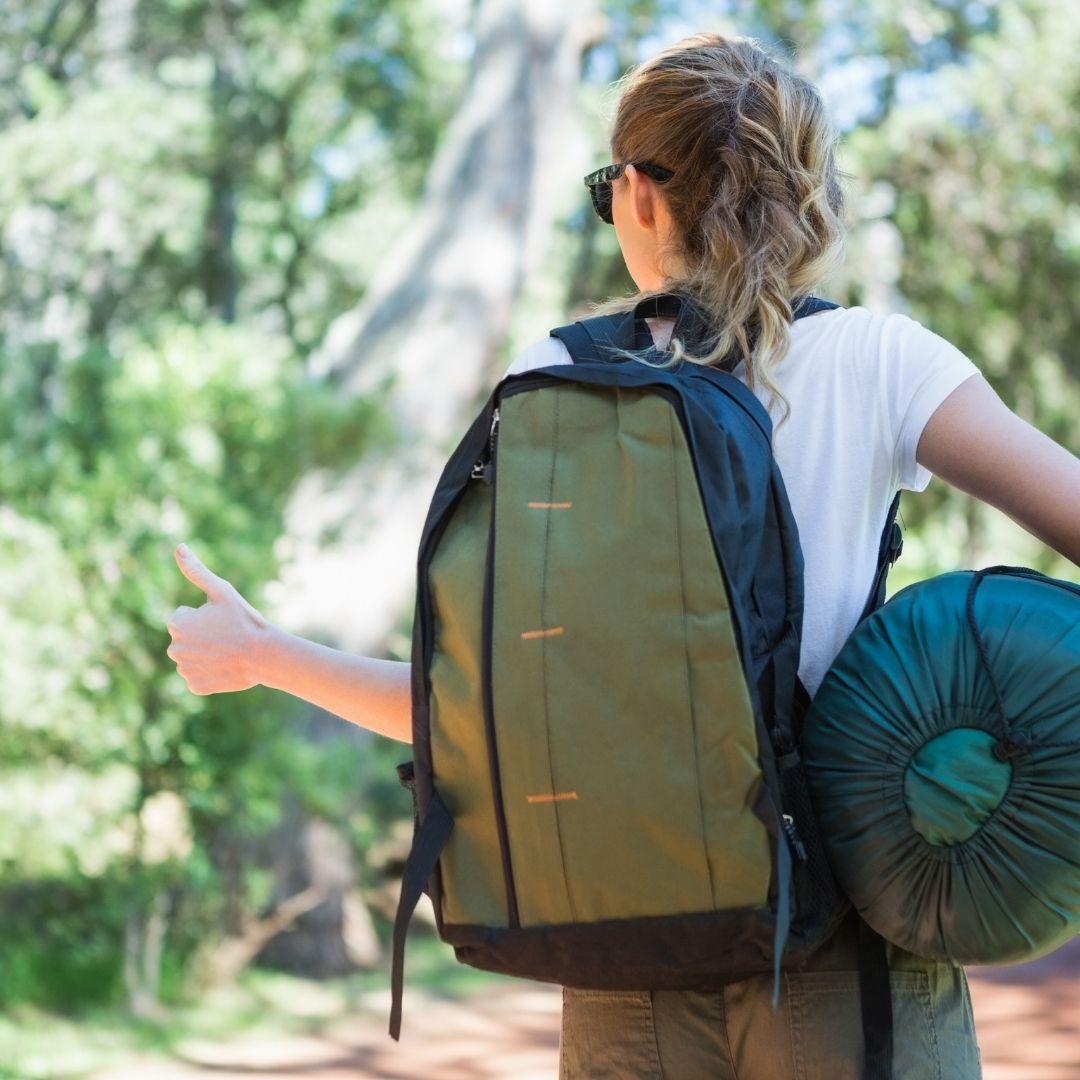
[0,0,467,355]
[0,876,133,1010]
[0,0,464,1012]
[839,0,1080,576]
[0,319,387,990]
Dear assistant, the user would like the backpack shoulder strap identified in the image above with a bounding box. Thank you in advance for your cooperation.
[550,313,635,364]
[792,295,841,318]
[861,492,904,621]
[551,294,841,365]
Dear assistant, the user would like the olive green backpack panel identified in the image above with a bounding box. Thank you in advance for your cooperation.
[427,480,507,927]
[490,385,770,926]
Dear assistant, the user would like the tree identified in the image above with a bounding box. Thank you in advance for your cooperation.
[841,0,1080,577]
[0,0,462,1009]
[258,0,605,975]
[275,0,603,653]
[0,321,383,1010]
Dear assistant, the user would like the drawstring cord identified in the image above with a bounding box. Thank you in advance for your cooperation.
[965,569,1025,763]
[965,567,1080,760]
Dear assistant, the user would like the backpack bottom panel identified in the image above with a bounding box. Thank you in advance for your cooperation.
[441,907,802,989]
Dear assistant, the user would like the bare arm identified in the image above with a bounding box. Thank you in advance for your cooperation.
[917,374,1080,567]
[166,545,412,744]
[259,629,411,743]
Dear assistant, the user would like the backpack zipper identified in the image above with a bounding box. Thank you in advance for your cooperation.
[782,814,808,862]
[476,405,520,927]
[471,408,500,483]
[420,398,519,929]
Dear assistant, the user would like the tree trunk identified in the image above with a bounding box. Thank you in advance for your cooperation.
[255,810,365,977]
[192,883,329,988]
[201,3,243,323]
[274,0,599,655]
[123,890,168,1018]
[256,0,599,980]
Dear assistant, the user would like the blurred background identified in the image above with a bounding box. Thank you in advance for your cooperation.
[1,0,1078,1076]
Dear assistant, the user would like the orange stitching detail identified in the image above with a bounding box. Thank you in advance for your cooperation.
[520,626,564,640]
[526,792,579,804]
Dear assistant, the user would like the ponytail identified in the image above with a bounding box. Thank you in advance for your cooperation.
[597,33,847,416]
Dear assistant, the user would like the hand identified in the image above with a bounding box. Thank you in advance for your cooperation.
[166,544,269,695]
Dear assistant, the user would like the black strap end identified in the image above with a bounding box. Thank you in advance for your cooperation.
[388,790,454,1042]
[858,920,894,1079]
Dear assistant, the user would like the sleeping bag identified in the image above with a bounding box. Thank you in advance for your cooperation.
[801,566,1080,964]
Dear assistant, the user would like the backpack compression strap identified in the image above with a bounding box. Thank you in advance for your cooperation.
[862,492,904,620]
[858,921,894,1080]
[388,786,453,1041]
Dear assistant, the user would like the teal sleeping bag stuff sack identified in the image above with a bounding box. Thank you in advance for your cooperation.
[802,566,1080,965]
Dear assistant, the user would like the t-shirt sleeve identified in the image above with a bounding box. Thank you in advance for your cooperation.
[879,313,981,492]
[503,335,573,378]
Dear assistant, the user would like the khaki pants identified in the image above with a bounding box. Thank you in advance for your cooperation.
[558,912,982,1079]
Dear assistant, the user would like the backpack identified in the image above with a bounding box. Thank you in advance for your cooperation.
[388,294,903,1071]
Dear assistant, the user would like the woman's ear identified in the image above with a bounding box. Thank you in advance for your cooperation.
[624,163,658,231]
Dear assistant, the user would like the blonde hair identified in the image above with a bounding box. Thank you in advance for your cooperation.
[598,33,847,414]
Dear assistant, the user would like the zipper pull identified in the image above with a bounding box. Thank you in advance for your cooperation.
[471,407,500,483]
[782,814,808,862]
[470,460,491,482]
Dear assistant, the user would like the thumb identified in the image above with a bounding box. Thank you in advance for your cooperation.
[174,543,229,601]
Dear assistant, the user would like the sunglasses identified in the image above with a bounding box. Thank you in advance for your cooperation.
[584,161,675,224]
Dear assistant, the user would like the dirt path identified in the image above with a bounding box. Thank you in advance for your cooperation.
[98,942,1079,1079]
[966,941,1080,1079]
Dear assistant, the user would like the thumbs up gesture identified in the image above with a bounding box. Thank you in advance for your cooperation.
[166,544,269,695]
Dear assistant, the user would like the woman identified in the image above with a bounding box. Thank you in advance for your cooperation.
[167,32,1080,1079]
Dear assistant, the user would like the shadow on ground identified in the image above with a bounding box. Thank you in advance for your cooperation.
[96,939,1080,1079]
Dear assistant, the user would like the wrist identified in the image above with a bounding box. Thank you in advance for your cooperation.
[244,612,283,688]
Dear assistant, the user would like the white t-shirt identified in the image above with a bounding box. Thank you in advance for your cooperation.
[503,305,980,695]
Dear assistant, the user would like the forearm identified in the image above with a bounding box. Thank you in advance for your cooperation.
[918,376,1080,568]
[257,625,413,744]
[993,433,1080,567]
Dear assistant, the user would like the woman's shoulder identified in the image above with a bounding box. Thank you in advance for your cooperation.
[504,335,572,378]
[786,303,977,390]
[792,302,933,347]
[503,304,975,387]
[795,302,975,356]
